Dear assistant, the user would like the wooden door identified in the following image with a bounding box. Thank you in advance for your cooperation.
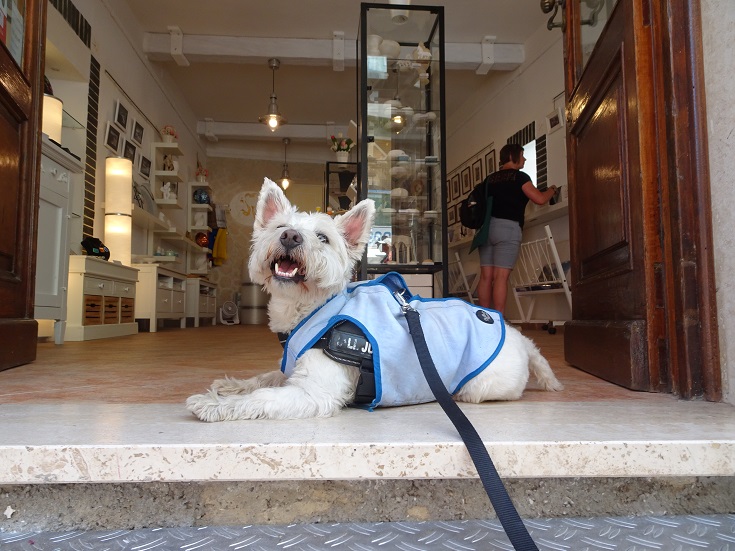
[0,0,47,371]
[563,0,721,399]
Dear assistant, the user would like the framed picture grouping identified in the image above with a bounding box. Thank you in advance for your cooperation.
[450,174,460,201]
[130,118,145,146]
[104,122,121,154]
[485,149,497,176]
[139,155,152,179]
[460,167,471,196]
[122,139,137,163]
[472,159,483,185]
[114,100,129,132]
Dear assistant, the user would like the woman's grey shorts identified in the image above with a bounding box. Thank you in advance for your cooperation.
[478,217,522,269]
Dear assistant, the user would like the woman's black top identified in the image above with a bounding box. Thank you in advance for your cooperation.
[483,168,532,228]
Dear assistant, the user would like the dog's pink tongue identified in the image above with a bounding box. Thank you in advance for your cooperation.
[276,259,299,277]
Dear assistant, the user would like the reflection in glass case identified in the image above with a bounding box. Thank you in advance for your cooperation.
[325,161,359,215]
[358,3,447,293]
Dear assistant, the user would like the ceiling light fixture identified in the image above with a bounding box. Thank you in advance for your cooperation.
[280,138,291,190]
[259,58,287,132]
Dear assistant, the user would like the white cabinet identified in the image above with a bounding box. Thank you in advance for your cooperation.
[132,264,187,332]
[65,256,139,341]
[185,278,218,327]
[35,137,83,344]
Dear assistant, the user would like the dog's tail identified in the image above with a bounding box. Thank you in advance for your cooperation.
[526,337,564,391]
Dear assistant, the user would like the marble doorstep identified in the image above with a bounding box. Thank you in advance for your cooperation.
[1,399,734,484]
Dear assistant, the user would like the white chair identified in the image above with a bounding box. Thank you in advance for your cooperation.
[509,224,572,332]
[447,252,476,303]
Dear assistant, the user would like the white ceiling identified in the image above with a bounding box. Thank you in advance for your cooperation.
[119,1,550,151]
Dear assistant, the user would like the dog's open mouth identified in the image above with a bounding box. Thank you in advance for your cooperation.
[271,256,306,282]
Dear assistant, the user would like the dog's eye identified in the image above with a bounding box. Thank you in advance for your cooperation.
[317,233,329,244]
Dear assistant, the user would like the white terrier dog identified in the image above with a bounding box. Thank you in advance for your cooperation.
[186,178,562,422]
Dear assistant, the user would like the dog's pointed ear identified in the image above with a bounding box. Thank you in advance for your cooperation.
[255,178,294,229]
[335,199,375,258]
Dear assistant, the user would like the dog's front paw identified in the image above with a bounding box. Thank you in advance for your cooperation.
[210,376,253,396]
[186,391,231,422]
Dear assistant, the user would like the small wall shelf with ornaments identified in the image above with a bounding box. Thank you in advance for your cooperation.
[151,141,184,208]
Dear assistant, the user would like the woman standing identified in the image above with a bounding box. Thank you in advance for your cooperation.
[475,143,558,313]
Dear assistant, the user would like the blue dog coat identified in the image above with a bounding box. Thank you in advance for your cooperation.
[280,272,505,409]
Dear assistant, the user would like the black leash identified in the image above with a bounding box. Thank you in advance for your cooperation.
[396,292,539,551]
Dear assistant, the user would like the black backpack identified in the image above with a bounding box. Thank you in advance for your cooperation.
[459,180,490,229]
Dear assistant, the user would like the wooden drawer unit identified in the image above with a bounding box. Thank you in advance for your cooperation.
[82,295,103,326]
[66,256,139,341]
[132,264,188,332]
[120,297,135,323]
[104,297,120,324]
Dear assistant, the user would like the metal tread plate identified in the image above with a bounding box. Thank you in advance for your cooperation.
[2,515,735,550]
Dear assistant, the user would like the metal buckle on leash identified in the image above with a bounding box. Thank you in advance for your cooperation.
[393,290,415,314]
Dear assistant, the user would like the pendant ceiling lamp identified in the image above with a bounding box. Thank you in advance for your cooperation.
[259,58,287,132]
[280,138,291,190]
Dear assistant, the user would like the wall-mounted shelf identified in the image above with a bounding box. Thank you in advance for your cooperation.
[155,194,185,209]
[132,204,167,231]
[524,201,569,229]
[150,142,182,156]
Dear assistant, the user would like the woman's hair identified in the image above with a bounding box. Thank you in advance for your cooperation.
[499,143,524,167]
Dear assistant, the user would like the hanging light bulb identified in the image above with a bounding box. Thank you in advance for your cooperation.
[280,138,291,190]
[259,58,287,131]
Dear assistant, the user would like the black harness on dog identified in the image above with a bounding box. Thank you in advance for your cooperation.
[277,321,377,405]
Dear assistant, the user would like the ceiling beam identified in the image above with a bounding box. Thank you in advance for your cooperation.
[196,119,350,143]
[142,33,524,72]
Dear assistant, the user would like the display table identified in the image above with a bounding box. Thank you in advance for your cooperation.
[65,256,139,341]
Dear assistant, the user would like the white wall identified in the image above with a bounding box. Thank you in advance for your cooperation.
[701,0,734,404]
[62,0,209,243]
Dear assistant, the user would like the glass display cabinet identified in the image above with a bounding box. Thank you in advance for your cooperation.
[358,3,447,296]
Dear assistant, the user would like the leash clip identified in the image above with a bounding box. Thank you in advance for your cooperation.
[393,290,416,314]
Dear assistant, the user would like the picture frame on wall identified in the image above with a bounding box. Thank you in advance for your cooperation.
[104,122,121,154]
[139,155,151,179]
[130,118,144,146]
[122,139,137,163]
[485,149,496,176]
[114,100,129,132]
[472,159,483,185]
[461,167,471,196]
[546,107,565,134]
[460,169,471,195]
[451,174,461,201]
[447,204,456,225]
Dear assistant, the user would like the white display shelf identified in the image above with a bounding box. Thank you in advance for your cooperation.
[154,194,185,209]
[132,205,167,232]
[152,170,183,184]
[524,201,569,228]
[131,255,179,264]
[150,142,182,156]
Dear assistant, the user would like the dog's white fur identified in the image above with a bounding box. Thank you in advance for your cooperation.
[186,178,563,422]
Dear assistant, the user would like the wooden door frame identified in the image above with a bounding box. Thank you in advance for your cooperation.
[0,0,47,370]
[563,0,720,400]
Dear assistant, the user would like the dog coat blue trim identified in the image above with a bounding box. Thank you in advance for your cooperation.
[280,272,505,409]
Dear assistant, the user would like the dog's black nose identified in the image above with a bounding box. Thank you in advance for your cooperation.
[280,229,303,251]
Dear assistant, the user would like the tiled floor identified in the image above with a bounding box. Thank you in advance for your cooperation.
[0,324,672,404]
[1,324,734,485]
